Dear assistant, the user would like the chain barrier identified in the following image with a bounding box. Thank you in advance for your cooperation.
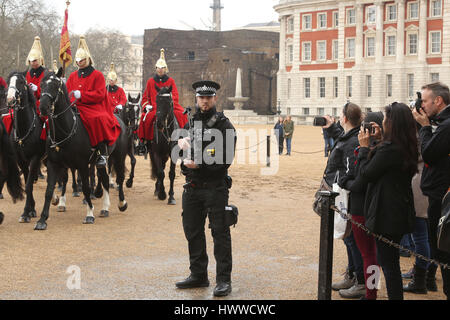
[235,139,266,152]
[330,205,450,271]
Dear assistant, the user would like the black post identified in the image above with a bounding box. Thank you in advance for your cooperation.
[266,135,271,167]
[317,190,339,300]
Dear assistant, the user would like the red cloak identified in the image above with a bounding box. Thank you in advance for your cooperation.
[106,86,127,114]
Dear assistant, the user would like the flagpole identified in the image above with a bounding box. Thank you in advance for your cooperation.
[62,0,71,78]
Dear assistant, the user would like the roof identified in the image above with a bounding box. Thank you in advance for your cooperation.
[243,21,280,28]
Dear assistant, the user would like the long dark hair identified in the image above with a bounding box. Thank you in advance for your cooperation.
[382,102,419,176]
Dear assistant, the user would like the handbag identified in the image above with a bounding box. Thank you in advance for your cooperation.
[437,189,450,254]
[313,178,332,216]
[332,180,352,240]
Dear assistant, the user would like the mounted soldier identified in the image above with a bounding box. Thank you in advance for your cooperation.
[137,48,187,142]
[66,36,121,168]
[26,36,47,118]
[106,63,127,114]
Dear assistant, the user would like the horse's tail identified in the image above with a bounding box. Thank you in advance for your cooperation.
[1,122,24,203]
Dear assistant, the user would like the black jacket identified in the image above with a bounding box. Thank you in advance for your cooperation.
[323,123,360,187]
[420,106,450,199]
[182,107,236,182]
[359,142,415,236]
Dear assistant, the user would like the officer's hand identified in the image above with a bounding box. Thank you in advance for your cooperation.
[322,115,334,129]
[183,159,199,169]
[73,90,81,100]
[61,77,67,84]
[145,105,153,113]
[178,137,191,151]
[115,104,123,111]
[29,83,38,92]
[413,108,431,127]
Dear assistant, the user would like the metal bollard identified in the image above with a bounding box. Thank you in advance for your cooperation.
[267,135,271,167]
[317,190,339,300]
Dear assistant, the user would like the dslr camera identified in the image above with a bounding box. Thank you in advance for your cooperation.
[313,116,327,127]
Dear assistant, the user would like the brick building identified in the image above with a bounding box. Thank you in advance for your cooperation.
[142,28,279,114]
[275,0,447,120]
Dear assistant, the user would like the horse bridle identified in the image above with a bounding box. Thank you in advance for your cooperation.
[155,93,175,145]
[42,75,78,151]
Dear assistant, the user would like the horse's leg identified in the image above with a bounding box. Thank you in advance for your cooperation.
[35,161,60,231]
[0,178,5,199]
[108,161,115,189]
[97,166,111,218]
[57,169,68,213]
[71,168,80,197]
[126,138,136,189]
[19,157,39,222]
[156,153,167,201]
[79,167,95,225]
[114,157,128,212]
[94,165,103,199]
[168,156,176,205]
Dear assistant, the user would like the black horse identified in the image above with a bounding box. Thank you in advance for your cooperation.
[147,86,178,205]
[36,69,129,230]
[6,72,46,223]
[0,83,8,199]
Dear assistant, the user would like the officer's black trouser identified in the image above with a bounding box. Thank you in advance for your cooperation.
[182,181,232,283]
[427,195,450,298]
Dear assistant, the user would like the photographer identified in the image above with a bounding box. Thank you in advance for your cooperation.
[358,102,418,300]
[413,82,450,299]
[322,103,365,299]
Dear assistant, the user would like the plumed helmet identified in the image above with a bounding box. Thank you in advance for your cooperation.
[155,48,169,72]
[26,36,45,67]
[107,63,118,81]
[74,36,94,67]
[52,60,58,73]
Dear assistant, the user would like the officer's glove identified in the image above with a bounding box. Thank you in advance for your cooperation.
[145,105,153,113]
[73,90,81,100]
[29,83,38,92]
[178,137,191,151]
[115,104,123,111]
[61,77,67,84]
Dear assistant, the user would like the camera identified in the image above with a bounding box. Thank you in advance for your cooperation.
[414,92,423,113]
[363,122,373,133]
[313,116,327,127]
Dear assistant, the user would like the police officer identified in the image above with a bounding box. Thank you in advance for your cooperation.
[176,80,236,297]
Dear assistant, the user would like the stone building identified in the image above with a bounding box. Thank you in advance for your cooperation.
[142,28,279,115]
[275,0,447,122]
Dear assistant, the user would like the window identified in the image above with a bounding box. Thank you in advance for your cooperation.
[347,76,352,98]
[332,108,338,117]
[366,37,375,57]
[287,44,294,63]
[317,41,326,61]
[288,79,291,99]
[333,40,339,60]
[387,35,396,56]
[318,13,327,29]
[318,108,325,116]
[431,0,442,17]
[408,34,418,54]
[319,77,326,98]
[408,74,415,98]
[431,73,440,82]
[387,4,397,21]
[408,2,419,20]
[333,11,339,28]
[333,77,339,98]
[287,17,294,33]
[430,31,441,54]
[188,51,195,60]
[303,42,311,61]
[387,74,393,97]
[367,75,372,97]
[303,14,312,30]
[347,8,356,25]
[366,5,376,24]
[304,78,311,98]
[347,38,355,58]
[303,108,310,116]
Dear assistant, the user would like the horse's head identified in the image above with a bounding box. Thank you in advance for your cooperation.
[39,68,68,117]
[6,71,29,108]
[124,93,141,129]
[155,85,173,130]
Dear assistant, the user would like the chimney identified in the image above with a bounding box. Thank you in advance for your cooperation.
[210,0,224,32]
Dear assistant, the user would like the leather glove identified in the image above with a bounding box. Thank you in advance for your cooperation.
[73,90,81,100]
[29,83,38,92]
[115,104,123,111]
[178,137,191,151]
[145,105,153,112]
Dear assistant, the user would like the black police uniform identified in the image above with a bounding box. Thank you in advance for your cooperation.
[180,83,236,290]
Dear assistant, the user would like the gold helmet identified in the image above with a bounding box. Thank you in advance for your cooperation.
[53,60,58,73]
[107,63,118,81]
[74,35,94,67]
[26,36,45,67]
[155,48,168,72]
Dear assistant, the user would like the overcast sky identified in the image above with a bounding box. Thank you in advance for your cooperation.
[45,0,280,36]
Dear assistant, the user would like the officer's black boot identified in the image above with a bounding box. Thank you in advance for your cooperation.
[404,265,428,294]
[96,142,108,169]
[175,275,209,289]
[214,282,232,297]
[426,264,438,292]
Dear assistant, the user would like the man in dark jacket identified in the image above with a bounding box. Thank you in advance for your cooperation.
[413,82,450,299]
[274,117,285,155]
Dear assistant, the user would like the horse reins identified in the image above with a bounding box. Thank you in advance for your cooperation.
[155,94,174,145]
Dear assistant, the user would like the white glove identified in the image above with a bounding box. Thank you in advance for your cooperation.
[61,77,67,84]
[73,90,81,100]
[29,83,38,92]
[115,104,123,111]
[145,105,153,112]
[178,137,191,151]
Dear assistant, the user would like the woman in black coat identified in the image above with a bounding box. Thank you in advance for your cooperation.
[357,102,419,300]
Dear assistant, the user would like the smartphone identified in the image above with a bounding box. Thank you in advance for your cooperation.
[313,117,327,127]
[415,92,423,112]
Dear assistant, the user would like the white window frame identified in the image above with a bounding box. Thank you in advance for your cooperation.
[303,14,312,30]
[408,33,418,55]
[347,76,353,98]
[317,40,327,61]
[333,77,339,98]
[318,77,326,98]
[386,35,396,56]
[431,0,442,17]
[318,13,327,29]
[407,73,415,99]
[347,38,355,59]
[333,11,339,28]
[287,16,294,33]
[386,4,397,22]
[302,41,312,62]
[366,5,376,24]
[332,40,339,60]
[386,74,393,97]
[304,78,311,98]
[366,36,375,57]
[367,75,372,97]
[408,1,419,20]
[430,31,441,54]
[287,44,294,64]
[347,8,356,25]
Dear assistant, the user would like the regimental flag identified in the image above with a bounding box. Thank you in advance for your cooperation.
[59,7,72,69]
